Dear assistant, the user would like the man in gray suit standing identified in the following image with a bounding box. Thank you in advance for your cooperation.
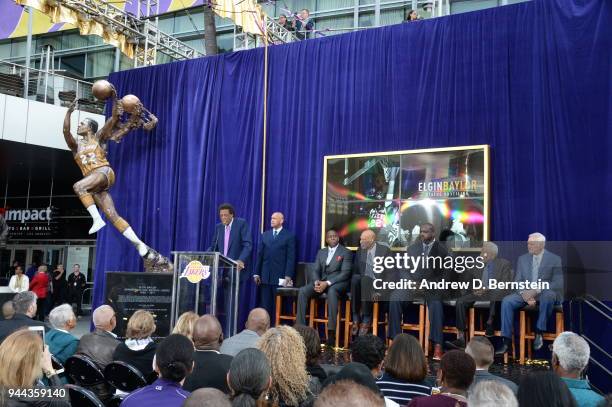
[496,232,563,355]
[296,229,353,346]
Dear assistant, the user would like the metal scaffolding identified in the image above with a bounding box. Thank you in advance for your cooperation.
[46,0,203,66]
[233,14,298,51]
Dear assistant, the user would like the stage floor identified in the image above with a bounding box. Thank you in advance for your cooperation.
[317,345,549,386]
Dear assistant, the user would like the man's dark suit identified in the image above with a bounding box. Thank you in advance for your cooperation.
[454,257,514,332]
[0,313,48,344]
[296,245,353,330]
[67,272,87,316]
[208,217,253,283]
[351,243,391,325]
[388,240,449,343]
[183,351,233,393]
[255,227,296,318]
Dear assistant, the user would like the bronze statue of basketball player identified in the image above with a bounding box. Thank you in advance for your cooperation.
[63,87,169,270]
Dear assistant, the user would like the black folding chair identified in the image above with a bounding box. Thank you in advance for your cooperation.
[104,361,148,393]
[65,384,105,407]
[65,354,106,387]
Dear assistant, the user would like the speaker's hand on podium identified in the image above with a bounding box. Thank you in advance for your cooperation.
[285,277,293,287]
[236,260,245,271]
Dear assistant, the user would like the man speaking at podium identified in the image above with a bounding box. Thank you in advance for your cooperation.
[208,203,253,328]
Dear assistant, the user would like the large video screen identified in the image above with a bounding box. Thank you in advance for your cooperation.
[323,146,489,249]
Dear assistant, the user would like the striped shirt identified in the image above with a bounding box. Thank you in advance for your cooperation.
[376,372,433,405]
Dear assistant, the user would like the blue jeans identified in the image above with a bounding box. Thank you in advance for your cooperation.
[501,290,559,338]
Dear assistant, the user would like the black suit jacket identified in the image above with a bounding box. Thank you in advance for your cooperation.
[183,350,233,393]
[472,257,514,300]
[67,272,87,292]
[311,245,353,285]
[352,243,391,279]
[112,341,157,378]
[0,314,48,343]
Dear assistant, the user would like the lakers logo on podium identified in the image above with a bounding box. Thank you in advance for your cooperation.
[180,260,210,284]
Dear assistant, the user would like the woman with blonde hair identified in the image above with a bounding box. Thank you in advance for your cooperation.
[172,311,199,341]
[257,325,317,407]
[113,309,157,378]
[0,329,70,406]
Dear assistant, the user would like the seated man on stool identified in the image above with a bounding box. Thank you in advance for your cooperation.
[446,241,514,350]
[496,232,563,355]
[388,223,449,360]
[351,229,391,337]
[296,229,353,346]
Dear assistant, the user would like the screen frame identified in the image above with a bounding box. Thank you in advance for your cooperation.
[321,144,490,251]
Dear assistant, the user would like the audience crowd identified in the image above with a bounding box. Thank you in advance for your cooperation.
[0,291,606,407]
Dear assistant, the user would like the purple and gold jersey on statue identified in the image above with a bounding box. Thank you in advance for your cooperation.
[74,138,110,176]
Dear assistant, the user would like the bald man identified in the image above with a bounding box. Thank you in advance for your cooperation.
[254,212,296,319]
[183,315,233,393]
[351,230,391,336]
[75,304,119,401]
[221,308,270,356]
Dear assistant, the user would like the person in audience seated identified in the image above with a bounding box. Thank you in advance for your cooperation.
[446,242,513,350]
[257,325,317,406]
[0,330,71,407]
[76,304,120,401]
[113,309,157,378]
[2,300,15,320]
[0,291,46,343]
[351,229,391,336]
[296,228,353,346]
[389,223,449,360]
[496,233,563,355]
[172,311,199,341]
[350,334,386,379]
[29,264,50,321]
[517,371,578,407]
[294,325,327,384]
[183,388,231,407]
[468,380,518,407]
[8,264,29,293]
[45,303,79,364]
[552,331,604,407]
[465,336,517,394]
[376,334,433,404]
[315,379,385,407]
[407,350,475,407]
[325,362,398,407]
[184,315,233,393]
[120,334,194,407]
[226,348,271,406]
[221,307,270,357]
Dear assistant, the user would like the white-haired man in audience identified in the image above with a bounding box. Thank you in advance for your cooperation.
[76,304,119,401]
[552,331,604,407]
[46,303,79,363]
[465,336,517,394]
[468,380,518,407]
